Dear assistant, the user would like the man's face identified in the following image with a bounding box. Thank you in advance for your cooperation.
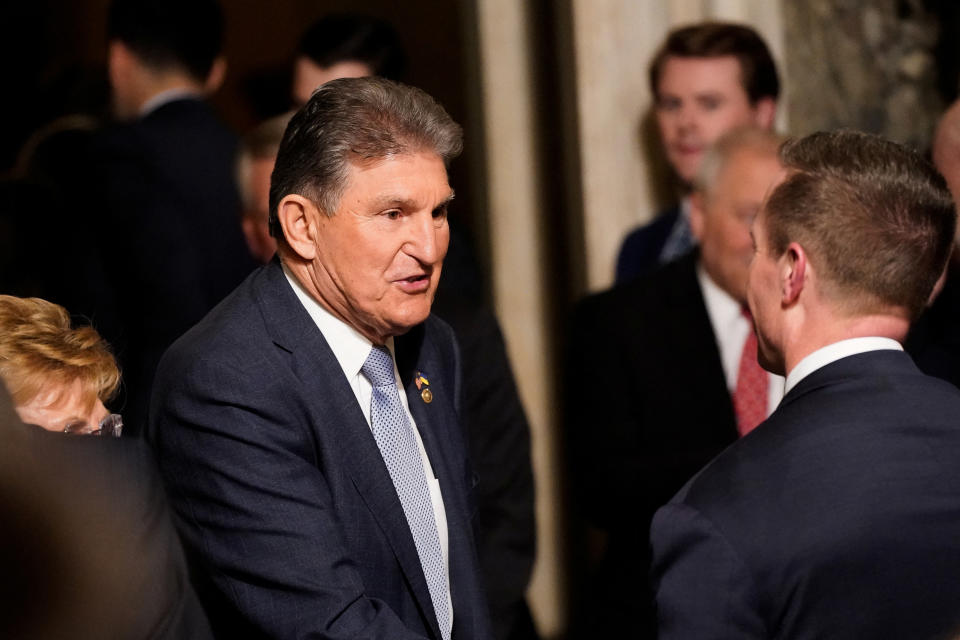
[693,147,783,304]
[309,151,452,343]
[655,55,772,183]
[747,203,786,375]
[292,57,373,106]
[242,156,277,264]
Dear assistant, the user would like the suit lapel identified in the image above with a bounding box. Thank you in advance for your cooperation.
[253,260,442,639]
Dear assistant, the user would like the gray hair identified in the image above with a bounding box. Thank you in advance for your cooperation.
[693,126,785,198]
[268,76,463,238]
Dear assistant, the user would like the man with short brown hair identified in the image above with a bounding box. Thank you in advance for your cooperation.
[616,21,779,282]
[652,130,960,639]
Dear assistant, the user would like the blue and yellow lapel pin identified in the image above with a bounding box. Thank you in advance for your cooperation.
[415,372,433,404]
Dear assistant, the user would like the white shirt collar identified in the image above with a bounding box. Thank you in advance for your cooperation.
[697,263,743,342]
[139,88,202,117]
[282,264,394,379]
[784,337,903,395]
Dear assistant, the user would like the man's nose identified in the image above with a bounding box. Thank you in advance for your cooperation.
[404,212,446,265]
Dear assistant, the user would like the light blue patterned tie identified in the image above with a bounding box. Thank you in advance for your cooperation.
[361,345,451,640]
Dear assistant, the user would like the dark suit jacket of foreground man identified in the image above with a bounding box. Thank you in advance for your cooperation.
[651,349,960,639]
[149,259,492,639]
[0,390,211,639]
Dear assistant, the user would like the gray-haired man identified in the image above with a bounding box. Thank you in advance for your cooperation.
[149,77,492,640]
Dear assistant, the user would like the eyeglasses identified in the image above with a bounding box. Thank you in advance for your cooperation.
[63,413,123,437]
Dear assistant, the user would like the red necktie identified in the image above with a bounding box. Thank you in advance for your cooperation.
[734,309,768,436]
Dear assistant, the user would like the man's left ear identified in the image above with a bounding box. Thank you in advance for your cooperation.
[781,241,807,305]
[204,56,227,94]
[753,97,777,130]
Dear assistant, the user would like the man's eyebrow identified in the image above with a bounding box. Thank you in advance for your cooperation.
[370,191,456,210]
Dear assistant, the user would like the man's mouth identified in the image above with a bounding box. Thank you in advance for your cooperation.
[395,273,431,293]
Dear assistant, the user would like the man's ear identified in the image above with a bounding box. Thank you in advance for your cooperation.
[753,97,777,130]
[277,195,319,260]
[204,56,227,94]
[780,241,807,305]
[689,191,707,243]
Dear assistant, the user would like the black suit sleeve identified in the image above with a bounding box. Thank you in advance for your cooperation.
[650,502,766,639]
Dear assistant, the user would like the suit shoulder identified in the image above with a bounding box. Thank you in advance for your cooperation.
[573,255,696,327]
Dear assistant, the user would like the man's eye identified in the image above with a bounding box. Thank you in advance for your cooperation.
[432,206,448,219]
[657,97,681,111]
[384,210,401,220]
[700,96,723,110]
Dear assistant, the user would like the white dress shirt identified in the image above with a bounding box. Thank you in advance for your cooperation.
[284,267,453,633]
[698,266,786,417]
[784,337,903,395]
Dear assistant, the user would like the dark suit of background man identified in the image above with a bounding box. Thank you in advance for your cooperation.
[0,386,212,639]
[565,127,786,638]
[652,130,960,639]
[149,77,492,639]
[615,22,778,283]
[88,0,255,435]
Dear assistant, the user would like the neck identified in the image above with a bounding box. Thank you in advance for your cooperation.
[783,310,910,375]
[119,70,204,119]
[281,254,389,346]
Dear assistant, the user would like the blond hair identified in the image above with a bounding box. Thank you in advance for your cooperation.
[0,296,120,413]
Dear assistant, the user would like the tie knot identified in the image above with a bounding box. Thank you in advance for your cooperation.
[361,345,397,388]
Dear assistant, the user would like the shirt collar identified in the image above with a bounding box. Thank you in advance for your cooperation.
[784,337,903,395]
[139,88,201,117]
[282,264,394,380]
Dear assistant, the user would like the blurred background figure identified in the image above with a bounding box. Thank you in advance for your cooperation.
[87,0,256,435]
[235,111,292,264]
[615,22,779,283]
[904,97,960,389]
[565,127,785,638]
[0,295,122,436]
[292,12,405,107]
[0,372,211,638]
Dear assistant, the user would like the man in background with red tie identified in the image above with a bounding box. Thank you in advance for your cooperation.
[564,127,784,638]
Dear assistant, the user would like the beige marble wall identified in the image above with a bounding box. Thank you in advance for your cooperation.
[784,0,943,149]
[473,1,562,635]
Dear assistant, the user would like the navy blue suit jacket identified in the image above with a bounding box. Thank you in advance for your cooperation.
[90,98,256,434]
[652,349,960,639]
[615,204,683,283]
[148,260,492,639]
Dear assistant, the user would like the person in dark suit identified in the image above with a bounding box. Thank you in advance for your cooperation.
[565,128,785,638]
[149,77,492,639]
[905,98,960,389]
[616,22,779,283]
[87,0,255,435]
[236,26,538,635]
[0,307,210,639]
[652,130,960,639]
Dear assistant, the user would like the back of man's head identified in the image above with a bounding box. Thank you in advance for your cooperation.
[765,130,956,319]
[694,127,785,198]
[269,76,462,246]
[649,21,779,104]
[298,13,405,82]
[107,0,224,82]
